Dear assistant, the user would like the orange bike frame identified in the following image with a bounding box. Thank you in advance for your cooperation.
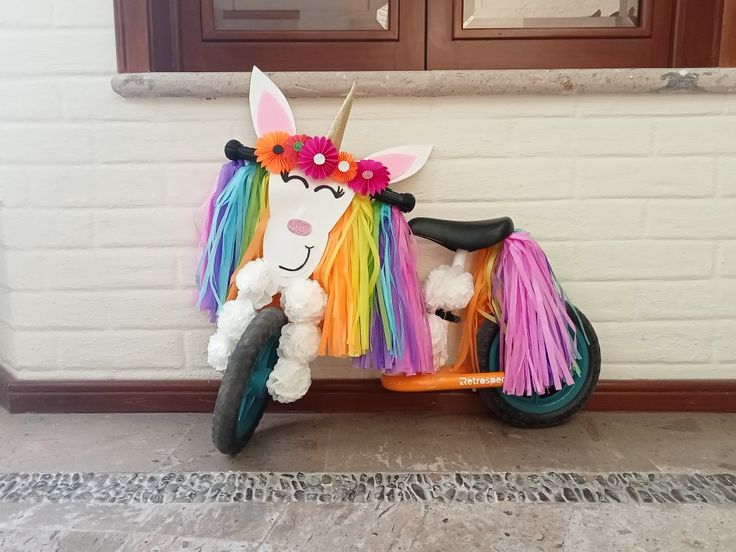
[380,248,504,393]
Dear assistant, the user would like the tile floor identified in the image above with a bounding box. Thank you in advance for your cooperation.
[0,409,734,551]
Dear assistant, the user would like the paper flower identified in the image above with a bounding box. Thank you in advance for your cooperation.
[207,331,234,372]
[298,136,338,180]
[267,358,311,403]
[255,131,293,173]
[284,134,309,166]
[349,159,390,195]
[331,151,358,183]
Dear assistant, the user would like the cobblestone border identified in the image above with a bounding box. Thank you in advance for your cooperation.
[1,472,734,505]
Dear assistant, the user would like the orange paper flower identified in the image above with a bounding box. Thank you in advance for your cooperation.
[331,151,358,183]
[254,131,293,173]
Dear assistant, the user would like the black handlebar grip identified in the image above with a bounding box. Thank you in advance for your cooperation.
[373,188,416,213]
[224,139,257,162]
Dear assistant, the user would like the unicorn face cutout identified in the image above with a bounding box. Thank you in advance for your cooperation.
[248,67,433,284]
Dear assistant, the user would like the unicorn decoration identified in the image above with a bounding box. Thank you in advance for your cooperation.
[197,68,453,403]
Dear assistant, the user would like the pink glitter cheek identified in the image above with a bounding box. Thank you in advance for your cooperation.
[287,218,312,236]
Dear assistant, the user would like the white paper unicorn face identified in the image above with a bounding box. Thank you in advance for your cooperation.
[249,67,432,284]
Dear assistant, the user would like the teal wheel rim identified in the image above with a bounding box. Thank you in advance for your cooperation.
[236,336,278,439]
[486,319,590,415]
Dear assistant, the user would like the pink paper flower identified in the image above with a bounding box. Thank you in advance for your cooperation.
[349,159,391,195]
[298,136,338,180]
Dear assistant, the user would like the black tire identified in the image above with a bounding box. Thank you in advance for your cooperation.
[212,307,287,455]
[476,304,601,428]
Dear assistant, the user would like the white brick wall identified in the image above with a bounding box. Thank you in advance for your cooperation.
[0,0,734,381]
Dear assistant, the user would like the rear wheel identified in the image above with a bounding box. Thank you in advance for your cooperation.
[476,304,600,428]
[212,307,287,454]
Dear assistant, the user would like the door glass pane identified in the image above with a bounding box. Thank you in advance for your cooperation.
[213,0,391,31]
[463,0,640,29]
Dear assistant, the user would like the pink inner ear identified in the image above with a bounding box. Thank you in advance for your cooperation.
[372,153,415,180]
[257,90,294,135]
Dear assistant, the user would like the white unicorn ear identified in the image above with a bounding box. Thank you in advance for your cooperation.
[364,145,433,184]
[249,66,296,137]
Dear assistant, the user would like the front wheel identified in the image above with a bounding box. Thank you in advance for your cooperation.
[476,304,601,428]
[212,307,287,454]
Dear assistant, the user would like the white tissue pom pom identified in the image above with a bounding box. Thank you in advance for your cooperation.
[281,279,327,323]
[427,314,449,368]
[235,259,279,309]
[207,331,233,372]
[267,358,311,403]
[216,299,256,341]
[424,265,474,312]
[277,323,321,363]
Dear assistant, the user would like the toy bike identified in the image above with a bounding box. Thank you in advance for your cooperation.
[195,68,600,455]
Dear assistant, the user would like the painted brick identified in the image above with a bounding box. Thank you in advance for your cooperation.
[0,30,116,75]
[717,241,736,277]
[0,0,53,27]
[94,208,199,247]
[636,280,736,320]
[645,199,736,239]
[164,164,222,206]
[0,168,29,207]
[94,122,234,163]
[2,209,93,249]
[576,95,726,117]
[574,241,714,280]
[54,0,113,28]
[714,321,736,362]
[0,80,62,121]
[414,200,647,241]
[511,118,654,157]
[562,281,638,322]
[43,249,178,290]
[12,331,58,370]
[107,289,211,329]
[2,251,46,290]
[340,118,515,160]
[183,328,213,370]
[415,158,575,202]
[576,157,716,198]
[175,249,200,288]
[602,364,736,380]
[596,321,714,363]
[62,78,162,122]
[717,158,736,197]
[28,166,166,208]
[9,291,108,329]
[0,322,16,367]
[55,330,184,369]
[655,117,736,155]
[0,124,96,164]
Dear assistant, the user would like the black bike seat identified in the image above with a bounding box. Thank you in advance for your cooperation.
[409,217,514,252]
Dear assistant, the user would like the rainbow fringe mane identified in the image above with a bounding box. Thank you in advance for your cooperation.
[195,165,433,375]
[457,231,578,397]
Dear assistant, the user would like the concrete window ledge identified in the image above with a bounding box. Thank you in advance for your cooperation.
[112,68,736,99]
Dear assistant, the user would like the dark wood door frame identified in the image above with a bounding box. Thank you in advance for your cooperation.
[114,0,734,72]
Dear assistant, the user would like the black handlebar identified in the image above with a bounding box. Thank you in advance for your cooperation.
[224,139,257,162]
[222,139,416,213]
[372,188,416,213]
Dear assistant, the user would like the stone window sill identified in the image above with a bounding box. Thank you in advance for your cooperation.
[112,68,736,99]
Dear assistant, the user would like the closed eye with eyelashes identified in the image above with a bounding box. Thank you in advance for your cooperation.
[281,171,308,189]
[314,184,345,199]
[281,171,345,199]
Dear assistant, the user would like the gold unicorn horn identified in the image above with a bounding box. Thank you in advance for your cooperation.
[327,82,356,150]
